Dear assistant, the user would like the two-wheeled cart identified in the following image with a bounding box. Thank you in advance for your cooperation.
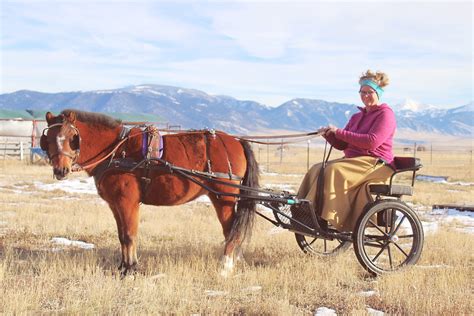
[153,153,424,276]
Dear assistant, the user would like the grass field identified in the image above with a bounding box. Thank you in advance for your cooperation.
[1,148,473,314]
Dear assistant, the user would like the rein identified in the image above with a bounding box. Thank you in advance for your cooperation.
[153,129,322,145]
[234,131,321,145]
[73,130,143,171]
[44,122,323,173]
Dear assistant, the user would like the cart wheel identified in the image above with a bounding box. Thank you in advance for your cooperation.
[295,233,350,256]
[353,200,424,275]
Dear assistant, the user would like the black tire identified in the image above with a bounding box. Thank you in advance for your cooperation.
[295,233,351,256]
[353,200,424,275]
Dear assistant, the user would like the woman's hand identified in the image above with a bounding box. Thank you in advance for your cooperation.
[317,125,337,136]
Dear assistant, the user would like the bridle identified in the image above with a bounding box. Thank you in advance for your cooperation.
[40,122,81,163]
[40,121,137,172]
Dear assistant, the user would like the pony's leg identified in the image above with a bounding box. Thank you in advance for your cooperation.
[208,194,239,277]
[120,202,141,275]
[109,206,126,270]
[109,198,141,277]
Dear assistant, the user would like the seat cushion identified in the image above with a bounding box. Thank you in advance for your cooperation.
[369,184,413,196]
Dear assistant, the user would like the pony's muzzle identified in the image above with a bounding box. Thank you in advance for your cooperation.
[53,167,70,180]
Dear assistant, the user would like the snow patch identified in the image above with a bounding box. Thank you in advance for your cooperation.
[145,90,166,96]
[416,175,448,183]
[416,264,453,269]
[428,208,474,233]
[358,290,377,297]
[314,307,337,316]
[192,195,212,204]
[398,99,438,112]
[241,285,262,293]
[204,290,227,297]
[149,273,167,280]
[35,178,97,195]
[263,183,295,192]
[421,221,439,234]
[256,204,272,214]
[261,171,302,177]
[416,175,473,186]
[51,237,95,249]
[367,307,384,316]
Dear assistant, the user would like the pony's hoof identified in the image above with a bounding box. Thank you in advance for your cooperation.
[219,255,234,278]
[119,263,139,279]
[219,268,232,278]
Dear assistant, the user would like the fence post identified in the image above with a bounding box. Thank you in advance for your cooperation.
[31,120,38,147]
[258,144,261,163]
[413,142,417,158]
[430,143,433,164]
[266,141,269,172]
[307,139,311,171]
[20,141,24,161]
[279,139,283,164]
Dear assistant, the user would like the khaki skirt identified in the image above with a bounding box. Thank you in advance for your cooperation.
[297,156,393,232]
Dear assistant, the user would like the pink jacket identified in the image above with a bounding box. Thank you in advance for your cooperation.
[324,104,396,164]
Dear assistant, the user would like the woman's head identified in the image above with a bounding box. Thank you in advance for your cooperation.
[358,70,389,107]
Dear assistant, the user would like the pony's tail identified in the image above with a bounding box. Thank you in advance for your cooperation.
[228,140,260,243]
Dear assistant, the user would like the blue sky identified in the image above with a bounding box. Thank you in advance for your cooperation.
[1,1,472,109]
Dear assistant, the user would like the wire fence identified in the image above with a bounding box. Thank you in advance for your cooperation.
[1,133,473,181]
[250,140,474,177]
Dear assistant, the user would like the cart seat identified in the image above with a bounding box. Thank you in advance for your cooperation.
[369,184,413,196]
[369,157,422,197]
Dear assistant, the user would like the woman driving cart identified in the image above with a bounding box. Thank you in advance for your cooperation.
[297,70,395,232]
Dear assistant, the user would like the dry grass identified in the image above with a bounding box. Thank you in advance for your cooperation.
[1,154,473,314]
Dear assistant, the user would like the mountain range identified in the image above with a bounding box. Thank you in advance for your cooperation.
[0,84,472,137]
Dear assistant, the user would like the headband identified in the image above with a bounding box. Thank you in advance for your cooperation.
[360,79,384,99]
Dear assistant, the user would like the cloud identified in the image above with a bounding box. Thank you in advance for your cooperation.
[1,1,472,108]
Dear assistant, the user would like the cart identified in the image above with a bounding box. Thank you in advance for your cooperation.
[157,152,424,276]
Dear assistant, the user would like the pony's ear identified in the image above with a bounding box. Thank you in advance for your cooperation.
[45,112,54,124]
[65,111,77,123]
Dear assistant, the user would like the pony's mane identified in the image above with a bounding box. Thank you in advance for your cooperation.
[61,109,122,128]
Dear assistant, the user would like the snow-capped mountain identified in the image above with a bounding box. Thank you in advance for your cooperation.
[0,85,472,136]
[393,100,473,135]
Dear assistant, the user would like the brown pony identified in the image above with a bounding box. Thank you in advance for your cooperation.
[40,109,259,277]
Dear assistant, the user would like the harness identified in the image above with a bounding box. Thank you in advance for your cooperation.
[91,127,242,203]
[42,121,245,203]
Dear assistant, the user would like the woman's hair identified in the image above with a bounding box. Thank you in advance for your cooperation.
[359,70,389,88]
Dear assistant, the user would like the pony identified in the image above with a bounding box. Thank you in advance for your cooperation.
[40,109,259,277]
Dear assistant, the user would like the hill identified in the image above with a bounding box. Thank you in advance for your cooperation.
[1,85,472,137]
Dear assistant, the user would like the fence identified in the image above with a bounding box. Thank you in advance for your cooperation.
[1,128,473,180]
[251,139,474,177]
[1,138,32,161]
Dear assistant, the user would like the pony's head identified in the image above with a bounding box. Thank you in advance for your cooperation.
[41,111,81,180]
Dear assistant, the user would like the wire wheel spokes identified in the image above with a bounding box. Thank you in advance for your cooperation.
[362,214,412,268]
[295,233,350,256]
[354,201,424,275]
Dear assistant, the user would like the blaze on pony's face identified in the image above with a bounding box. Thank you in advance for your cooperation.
[41,111,80,180]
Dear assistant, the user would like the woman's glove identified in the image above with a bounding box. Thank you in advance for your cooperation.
[317,125,337,137]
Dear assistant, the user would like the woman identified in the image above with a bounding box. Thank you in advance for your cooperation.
[297,70,396,232]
